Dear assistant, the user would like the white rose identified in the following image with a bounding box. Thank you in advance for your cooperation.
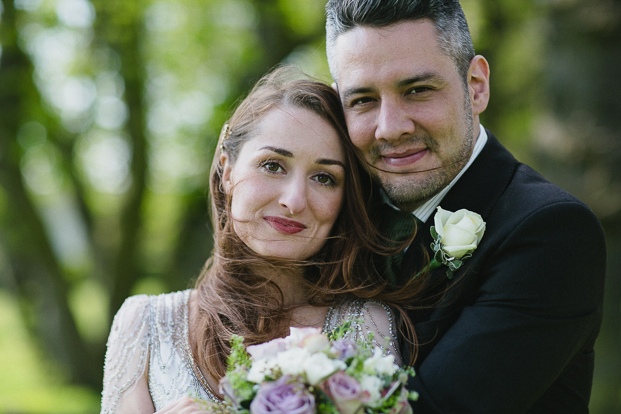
[288,327,323,344]
[303,352,346,385]
[434,206,485,259]
[300,332,330,353]
[276,347,311,377]
[247,358,277,383]
[359,375,384,407]
[363,348,398,376]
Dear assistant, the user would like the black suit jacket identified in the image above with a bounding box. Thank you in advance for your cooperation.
[400,131,606,414]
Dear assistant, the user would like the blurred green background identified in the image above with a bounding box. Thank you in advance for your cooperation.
[0,0,619,412]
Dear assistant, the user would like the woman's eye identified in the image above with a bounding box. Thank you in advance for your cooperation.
[314,173,335,186]
[262,161,283,173]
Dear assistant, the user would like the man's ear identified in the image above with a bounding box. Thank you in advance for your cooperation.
[220,153,233,194]
[468,55,490,116]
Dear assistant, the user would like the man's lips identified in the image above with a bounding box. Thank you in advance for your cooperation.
[381,148,428,167]
[264,216,307,234]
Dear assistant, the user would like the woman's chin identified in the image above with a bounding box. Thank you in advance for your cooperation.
[248,241,321,262]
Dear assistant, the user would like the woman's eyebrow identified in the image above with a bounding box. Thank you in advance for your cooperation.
[260,146,344,168]
[259,146,293,157]
[317,158,345,168]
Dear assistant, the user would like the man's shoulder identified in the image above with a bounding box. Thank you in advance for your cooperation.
[471,134,601,240]
[448,130,600,235]
[506,161,583,207]
[490,138,589,211]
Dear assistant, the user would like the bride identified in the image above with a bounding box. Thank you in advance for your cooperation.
[100,67,424,413]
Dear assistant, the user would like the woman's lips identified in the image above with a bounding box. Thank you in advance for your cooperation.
[381,148,428,167]
[264,216,307,234]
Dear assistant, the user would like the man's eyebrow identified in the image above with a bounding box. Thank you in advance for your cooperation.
[340,87,374,103]
[317,158,345,168]
[397,72,444,88]
[259,146,293,157]
[341,72,444,101]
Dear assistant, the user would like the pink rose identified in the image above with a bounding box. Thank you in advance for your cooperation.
[218,376,239,407]
[386,388,413,414]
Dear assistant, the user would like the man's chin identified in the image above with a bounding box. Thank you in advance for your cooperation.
[380,176,446,211]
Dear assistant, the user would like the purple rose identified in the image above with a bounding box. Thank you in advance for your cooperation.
[250,376,315,414]
[325,371,361,400]
[322,372,367,414]
[247,337,288,360]
[330,338,358,360]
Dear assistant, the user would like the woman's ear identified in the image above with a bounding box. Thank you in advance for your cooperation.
[220,153,233,194]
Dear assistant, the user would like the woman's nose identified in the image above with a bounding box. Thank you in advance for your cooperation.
[279,178,307,214]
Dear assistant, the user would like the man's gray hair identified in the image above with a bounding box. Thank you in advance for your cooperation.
[326,0,475,84]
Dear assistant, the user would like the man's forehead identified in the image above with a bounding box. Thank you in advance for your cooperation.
[334,19,438,54]
[333,20,450,87]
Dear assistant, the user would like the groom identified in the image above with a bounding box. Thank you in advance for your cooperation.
[325,1,606,413]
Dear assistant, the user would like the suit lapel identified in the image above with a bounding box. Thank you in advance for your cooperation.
[399,132,521,362]
[399,131,519,286]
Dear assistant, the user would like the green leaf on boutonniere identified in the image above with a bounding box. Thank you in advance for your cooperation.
[430,226,438,240]
[433,250,442,262]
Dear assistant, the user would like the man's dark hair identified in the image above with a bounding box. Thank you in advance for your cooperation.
[326,0,475,83]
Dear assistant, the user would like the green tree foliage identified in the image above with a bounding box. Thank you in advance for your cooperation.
[0,0,618,412]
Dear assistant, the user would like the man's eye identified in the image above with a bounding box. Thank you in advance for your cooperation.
[351,97,374,106]
[409,86,432,95]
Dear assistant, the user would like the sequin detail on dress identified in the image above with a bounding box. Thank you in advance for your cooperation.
[101,292,401,412]
[323,298,402,365]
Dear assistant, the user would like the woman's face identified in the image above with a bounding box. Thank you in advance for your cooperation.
[221,107,346,261]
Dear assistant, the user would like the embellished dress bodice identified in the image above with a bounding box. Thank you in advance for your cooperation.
[101,290,401,413]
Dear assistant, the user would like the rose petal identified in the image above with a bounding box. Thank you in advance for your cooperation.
[475,222,486,243]
[443,225,476,248]
[452,215,479,234]
[444,209,466,225]
[434,207,453,238]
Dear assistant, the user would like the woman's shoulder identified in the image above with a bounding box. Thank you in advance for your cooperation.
[116,289,192,314]
[110,290,193,336]
[325,297,395,325]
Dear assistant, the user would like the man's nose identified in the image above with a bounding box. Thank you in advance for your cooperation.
[375,99,415,142]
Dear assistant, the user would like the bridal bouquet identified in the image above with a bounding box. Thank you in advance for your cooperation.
[216,323,417,414]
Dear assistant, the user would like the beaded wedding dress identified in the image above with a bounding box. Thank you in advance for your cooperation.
[100,289,401,413]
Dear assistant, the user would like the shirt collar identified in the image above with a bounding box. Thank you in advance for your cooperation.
[383,124,488,223]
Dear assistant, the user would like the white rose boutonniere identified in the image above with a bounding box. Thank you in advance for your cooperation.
[428,206,486,279]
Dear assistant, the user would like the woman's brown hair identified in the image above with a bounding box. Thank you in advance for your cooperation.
[192,66,426,381]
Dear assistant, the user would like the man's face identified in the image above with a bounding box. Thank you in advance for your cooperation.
[333,20,480,211]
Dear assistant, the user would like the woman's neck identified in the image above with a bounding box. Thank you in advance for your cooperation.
[254,264,310,307]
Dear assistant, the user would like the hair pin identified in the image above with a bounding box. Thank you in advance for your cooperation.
[219,123,231,147]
